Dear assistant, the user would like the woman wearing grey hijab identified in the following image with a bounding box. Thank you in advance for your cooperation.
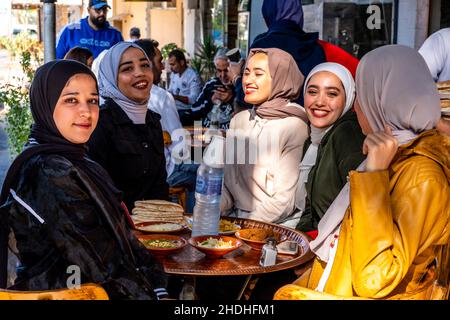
[88,42,169,210]
[221,48,309,225]
[275,45,449,300]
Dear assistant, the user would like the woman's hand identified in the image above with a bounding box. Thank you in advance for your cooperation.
[363,126,398,172]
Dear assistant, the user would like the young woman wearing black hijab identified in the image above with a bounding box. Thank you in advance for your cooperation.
[0,60,168,299]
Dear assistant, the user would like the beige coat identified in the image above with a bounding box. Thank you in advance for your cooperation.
[221,107,309,224]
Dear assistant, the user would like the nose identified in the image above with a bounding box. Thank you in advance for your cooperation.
[315,92,326,106]
[79,101,92,118]
[243,74,253,86]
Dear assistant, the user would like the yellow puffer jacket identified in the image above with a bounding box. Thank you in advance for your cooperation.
[275,130,450,300]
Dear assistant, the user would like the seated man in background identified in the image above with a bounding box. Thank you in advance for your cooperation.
[167,49,202,125]
[186,54,235,129]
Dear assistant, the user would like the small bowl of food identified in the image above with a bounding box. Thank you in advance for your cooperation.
[135,221,185,234]
[138,234,187,256]
[188,235,243,259]
[235,228,287,251]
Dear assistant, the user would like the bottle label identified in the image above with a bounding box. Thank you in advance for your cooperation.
[196,175,223,196]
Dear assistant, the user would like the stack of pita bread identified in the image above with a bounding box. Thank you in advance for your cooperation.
[437,80,450,116]
[131,200,185,224]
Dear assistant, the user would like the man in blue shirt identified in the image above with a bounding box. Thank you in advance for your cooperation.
[56,0,123,59]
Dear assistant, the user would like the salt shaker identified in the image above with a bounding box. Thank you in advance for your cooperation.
[259,237,278,267]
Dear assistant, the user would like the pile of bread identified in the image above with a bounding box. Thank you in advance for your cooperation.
[437,80,450,116]
[131,200,185,224]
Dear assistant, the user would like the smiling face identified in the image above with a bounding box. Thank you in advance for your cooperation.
[117,47,153,103]
[53,74,99,144]
[242,53,272,105]
[304,71,346,129]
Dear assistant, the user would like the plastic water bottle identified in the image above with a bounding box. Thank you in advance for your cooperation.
[191,135,225,237]
[209,100,221,129]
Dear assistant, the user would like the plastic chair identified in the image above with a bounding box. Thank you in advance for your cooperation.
[0,283,109,300]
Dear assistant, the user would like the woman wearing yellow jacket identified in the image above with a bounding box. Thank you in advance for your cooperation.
[275,45,450,300]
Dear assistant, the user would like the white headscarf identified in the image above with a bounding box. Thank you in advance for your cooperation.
[310,45,441,264]
[98,42,152,124]
[295,62,356,212]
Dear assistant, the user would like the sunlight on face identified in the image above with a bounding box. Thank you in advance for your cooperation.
[117,47,153,103]
[242,53,272,105]
[53,74,99,144]
[304,71,346,128]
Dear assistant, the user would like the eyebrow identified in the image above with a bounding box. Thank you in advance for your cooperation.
[307,84,341,92]
[119,57,148,68]
[62,92,98,96]
[244,67,266,72]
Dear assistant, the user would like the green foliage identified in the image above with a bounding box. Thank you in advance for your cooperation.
[190,56,205,79]
[194,36,219,81]
[160,42,185,60]
[0,35,43,157]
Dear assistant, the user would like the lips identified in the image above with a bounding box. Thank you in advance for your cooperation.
[132,80,149,90]
[73,123,92,129]
[310,108,330,118]
[245,86,257,95]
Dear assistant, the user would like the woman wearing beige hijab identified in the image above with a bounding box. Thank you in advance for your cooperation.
[275,45,449,300]
[220,48,309,225]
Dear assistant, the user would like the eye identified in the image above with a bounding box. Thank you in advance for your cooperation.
[141,62,151,69]
[243,71,250,76]
[307,89,317,95]
[328,91,339,97]
[120,66,133,72]
[255,73,264,77]
[64,97,78,104]
[88,98,99,105]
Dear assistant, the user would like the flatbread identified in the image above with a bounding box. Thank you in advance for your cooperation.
[134,200,184,213]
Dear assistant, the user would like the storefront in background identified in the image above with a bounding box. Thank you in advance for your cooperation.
[240,0,450,59]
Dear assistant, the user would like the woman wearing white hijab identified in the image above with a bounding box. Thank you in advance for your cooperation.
[294,63,365,233]
[275,45,449,300]
[88,42,169,210]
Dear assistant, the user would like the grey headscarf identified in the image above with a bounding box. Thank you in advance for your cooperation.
[310,45,441,265]
[98,41,152,124]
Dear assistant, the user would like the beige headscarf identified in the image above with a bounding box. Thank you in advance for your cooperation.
[310,45,441,265]
[247,48,307,122]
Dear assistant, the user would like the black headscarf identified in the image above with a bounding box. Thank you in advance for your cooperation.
[0,60,136,287]
[0,59,106,202]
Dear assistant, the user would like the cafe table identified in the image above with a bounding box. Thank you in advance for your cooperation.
[134,217,313,300]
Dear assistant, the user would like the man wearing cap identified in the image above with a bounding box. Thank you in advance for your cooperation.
[56,0,123,59]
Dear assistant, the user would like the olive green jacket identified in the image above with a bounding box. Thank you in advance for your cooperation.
[296,111,365,232]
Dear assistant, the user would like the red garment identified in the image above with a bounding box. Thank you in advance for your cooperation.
[305,230,318,240]
[318,40,359,78]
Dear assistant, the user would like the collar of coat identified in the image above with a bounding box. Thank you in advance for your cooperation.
[102,97,161,127]
[396,129,450,181]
